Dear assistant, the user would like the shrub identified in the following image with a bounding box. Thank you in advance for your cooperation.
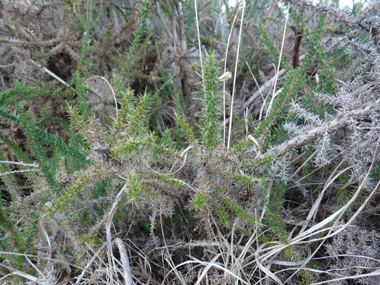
[0,0,380,284]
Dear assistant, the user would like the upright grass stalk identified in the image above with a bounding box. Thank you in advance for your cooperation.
[194,0,204,82]
[227,0,246,151]
[267,8,289,115]
[222,6,240,147]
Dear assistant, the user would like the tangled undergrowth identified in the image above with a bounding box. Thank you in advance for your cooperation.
[0,0,380,284]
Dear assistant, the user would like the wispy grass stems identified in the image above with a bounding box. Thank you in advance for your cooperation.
[267,8,289,115]
[194,0,204,84]
[227,0,246,151]
[222,5,240,147]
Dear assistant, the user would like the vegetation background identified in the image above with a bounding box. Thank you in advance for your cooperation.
[0,0,380,284]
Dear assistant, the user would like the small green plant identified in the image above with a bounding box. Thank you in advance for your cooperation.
[197,52,223,150]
